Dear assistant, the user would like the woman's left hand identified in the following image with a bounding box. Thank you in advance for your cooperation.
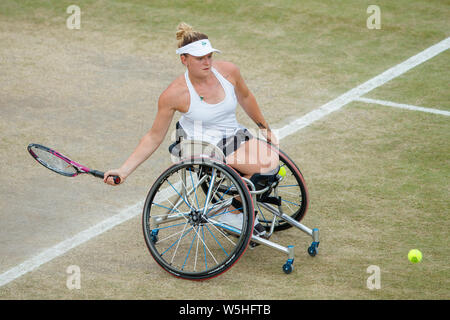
[264,129,279,148]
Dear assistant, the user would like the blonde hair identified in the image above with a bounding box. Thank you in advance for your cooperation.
[176,22,208,48]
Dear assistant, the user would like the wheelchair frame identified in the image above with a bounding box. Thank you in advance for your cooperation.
[142,139,320,279]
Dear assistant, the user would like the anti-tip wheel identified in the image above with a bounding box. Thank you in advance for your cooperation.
[282,261,294,274]
[308,243,319,257]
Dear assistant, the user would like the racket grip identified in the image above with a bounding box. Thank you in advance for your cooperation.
[91,170,121,184]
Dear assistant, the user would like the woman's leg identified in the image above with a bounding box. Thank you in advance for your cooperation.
[218,138,279,236]
[226,138,279,178]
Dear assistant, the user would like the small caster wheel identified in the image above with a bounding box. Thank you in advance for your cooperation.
[282,260,294,274]
[308,242,319,257]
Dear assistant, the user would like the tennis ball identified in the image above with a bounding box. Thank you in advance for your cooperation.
[408,249,422,263]
[278,166,287,177]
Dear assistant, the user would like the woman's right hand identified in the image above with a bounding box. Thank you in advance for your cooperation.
[103,169,127,186]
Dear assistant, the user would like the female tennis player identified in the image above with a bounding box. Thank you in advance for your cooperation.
[104,23,279,234]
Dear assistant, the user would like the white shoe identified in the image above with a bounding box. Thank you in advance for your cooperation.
[217,211,267,236]
[218,211,243,230]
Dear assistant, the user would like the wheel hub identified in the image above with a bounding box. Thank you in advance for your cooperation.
[188,209,207,226]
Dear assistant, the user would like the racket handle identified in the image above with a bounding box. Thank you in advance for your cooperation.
[91,170,121,184]
[111,175,121,184]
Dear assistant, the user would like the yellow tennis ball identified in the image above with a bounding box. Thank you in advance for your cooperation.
[278,166,287,177]
[408,249,422,263]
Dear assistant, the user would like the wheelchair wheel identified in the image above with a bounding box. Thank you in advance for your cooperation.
[256,143,309,232]
[142,158,254,280]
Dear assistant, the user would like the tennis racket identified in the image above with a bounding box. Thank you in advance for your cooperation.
[27,143,121,184]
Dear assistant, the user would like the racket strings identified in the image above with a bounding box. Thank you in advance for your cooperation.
[31,147,77,175]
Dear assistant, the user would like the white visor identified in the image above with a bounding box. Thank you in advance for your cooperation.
[176,39,221,57]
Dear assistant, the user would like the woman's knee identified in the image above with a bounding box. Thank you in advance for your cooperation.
[258,147,279,172]
[226,139,279,175]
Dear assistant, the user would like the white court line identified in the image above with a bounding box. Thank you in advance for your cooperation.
[1,37,449,288]
[0,180,184,288]
[355,97,450,116]
[0,201,143,287]
[278,37,450,139]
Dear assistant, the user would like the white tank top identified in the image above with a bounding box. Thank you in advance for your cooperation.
[178,67,245,146]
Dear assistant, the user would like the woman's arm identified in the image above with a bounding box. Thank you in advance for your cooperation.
[104,91,177,185]
[231,64,279,146]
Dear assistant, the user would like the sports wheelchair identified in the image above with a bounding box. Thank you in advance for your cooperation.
[142,137,320,280]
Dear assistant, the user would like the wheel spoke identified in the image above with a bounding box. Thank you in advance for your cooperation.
[188,167,201,209]
[205,224,229,257]
[167,178,194,211]
[182,225,198,270]
[170,222,191,264]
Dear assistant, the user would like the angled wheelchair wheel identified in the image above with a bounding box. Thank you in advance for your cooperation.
[142,157,254,280]
[255,142,309,232]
